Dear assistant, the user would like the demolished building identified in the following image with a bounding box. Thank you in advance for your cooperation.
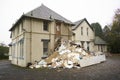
[9,4,107,67]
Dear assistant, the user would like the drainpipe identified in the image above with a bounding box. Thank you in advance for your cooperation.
[49,22,51,55]
[30,18,32,63]
[93,28,95,52]
[29,11,33,63]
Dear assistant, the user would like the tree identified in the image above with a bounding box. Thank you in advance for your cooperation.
[0,43,9,59]
[91,22,103,38]
[103,25,111,41]
[106,9,120,53]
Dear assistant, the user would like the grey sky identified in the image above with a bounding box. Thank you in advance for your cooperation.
[0,0,120,45]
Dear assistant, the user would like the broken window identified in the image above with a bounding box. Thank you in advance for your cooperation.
[55,22,61,38]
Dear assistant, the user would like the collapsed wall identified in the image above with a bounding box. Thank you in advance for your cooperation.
[29,40,106,69]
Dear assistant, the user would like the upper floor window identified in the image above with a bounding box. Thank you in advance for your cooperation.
[17,26,19,35]
[81,27,83,35]
[12,30,15,38]
[87,28,88,36]
[43,21,49,31]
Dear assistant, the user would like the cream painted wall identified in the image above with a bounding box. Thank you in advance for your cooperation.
[31,34,50,62]
[10,17,72,67]
[72,20,95,51]
[10,34,26,67]
[73,21,94,41]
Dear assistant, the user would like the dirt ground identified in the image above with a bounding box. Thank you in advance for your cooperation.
[0,54,120,80]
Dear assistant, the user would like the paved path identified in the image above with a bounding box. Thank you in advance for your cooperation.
[0,54,120,80]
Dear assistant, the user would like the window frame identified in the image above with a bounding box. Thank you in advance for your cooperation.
[81,27,83,35]
[41,39,50,57]
[43,21,49,31]
[87,28,89,36]
[19,38,24,59]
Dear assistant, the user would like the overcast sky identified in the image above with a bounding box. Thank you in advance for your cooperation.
[1,0,120,45]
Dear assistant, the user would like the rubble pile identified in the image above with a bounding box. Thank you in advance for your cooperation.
[29,41,106,69]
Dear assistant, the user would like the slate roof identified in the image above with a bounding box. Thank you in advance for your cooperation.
[9,4,73,31]
[25,4,73,24]
[72,18,93,31]
[94,36,107,45]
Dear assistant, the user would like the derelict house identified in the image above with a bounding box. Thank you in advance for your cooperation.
[9,4,73,67]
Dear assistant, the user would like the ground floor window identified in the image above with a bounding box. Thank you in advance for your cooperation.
[43,41,48,55]
[19,38,24,59]
[101,45,103,52]
[11,38,24,59]
[41,39,50,57]
[87,42,90,51]
[81,41,84,48]
[12,43,16,58]
[98,45,103,52]
[98,45,100,51]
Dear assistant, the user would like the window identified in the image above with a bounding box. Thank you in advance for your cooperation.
[87,42,90,51]
[19,38,24,59]
[19,23,22,33]
[56,23,61,31]
[81,41,84,48]
[12,43,16,58]
[12,30,15,38]
[17,26,19,35]
[98,45,100,51]
[21,21,23,33]
[101,45,103,52]
[43,21,49,31]
[56,22,61,37]
[43,41,48,55]
[81,27,83,35]
[87,28,88,36]
[41,39,50,56]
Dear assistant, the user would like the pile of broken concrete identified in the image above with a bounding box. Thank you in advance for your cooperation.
[29,41,106,69]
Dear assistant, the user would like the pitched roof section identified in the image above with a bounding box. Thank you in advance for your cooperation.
[25,4,73,24]
[72,18,93,31]
[9,4,74,31]
[94,36,107,45]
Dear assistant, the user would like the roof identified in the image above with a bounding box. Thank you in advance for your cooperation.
[72,18,94,31]
[94,36,107,45]
[25,4,73,24]
[9,4,74,31]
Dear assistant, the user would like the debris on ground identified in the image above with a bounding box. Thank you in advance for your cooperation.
[29,40,106,69]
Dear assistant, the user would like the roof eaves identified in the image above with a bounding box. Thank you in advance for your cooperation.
[24,15,52,21]
[9,15,53,31]
[84,18,94,31]
[94,36,107,45]
[9,15,24,31]
[72,18,85,30]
